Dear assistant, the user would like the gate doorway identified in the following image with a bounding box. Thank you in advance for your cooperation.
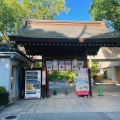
[48,70,76,99]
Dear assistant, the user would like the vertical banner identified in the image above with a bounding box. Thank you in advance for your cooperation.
[65,61,71,70]
[59,61,65,70]
[75,68,89,96]
[78,61,84,68]
[53,61,58,70]
[46,61,52,71]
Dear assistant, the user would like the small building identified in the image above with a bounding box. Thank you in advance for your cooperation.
[0,43,33,103]
[88,47,120,84]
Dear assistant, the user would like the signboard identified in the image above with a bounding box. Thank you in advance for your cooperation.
[75,69,90,96]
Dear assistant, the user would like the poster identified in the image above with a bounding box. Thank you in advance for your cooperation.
[59,61,65,70]
[75,69,89,96]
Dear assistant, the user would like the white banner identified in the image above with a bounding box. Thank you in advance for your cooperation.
[53,61,58,70]
[46,60,85,71]
[59,61,65,70]
[78,61,84,68]
[46,61,52,71]
[65,61,71,70]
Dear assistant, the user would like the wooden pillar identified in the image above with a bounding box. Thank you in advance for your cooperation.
[84,50,88,68]
[42,57,49,98]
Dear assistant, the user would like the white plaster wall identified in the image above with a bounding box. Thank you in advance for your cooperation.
[99,61,120,68]
[95,47,120,58]
[0,59,10,91]
[88,47,120,61]
[106,68,112,80]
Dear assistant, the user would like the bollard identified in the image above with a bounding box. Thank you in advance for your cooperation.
[53,90,57,95]
[98,86,104,96]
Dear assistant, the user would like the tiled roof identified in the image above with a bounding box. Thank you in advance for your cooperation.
[17,20,118,39]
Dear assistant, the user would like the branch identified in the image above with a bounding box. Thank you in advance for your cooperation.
[0,31,9,42]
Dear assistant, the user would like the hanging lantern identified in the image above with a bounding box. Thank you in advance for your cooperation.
[72,58,77,65]
[52,60,58,66]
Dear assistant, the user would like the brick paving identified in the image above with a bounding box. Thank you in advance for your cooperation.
[1,82,120,120]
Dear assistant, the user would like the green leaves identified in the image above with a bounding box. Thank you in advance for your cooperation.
[0,0,69,42]
[0,0,24,42]
[89,0,120,35]
[21,0,69,20]
[49,70,75,82]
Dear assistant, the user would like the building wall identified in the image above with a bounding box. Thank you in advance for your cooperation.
[88,47,120,83]
[0,58,22,102]
[95,47,120,58]
[0,59,10,91]
[106,68,112,80]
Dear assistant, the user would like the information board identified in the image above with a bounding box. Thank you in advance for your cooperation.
[75,68,90,96]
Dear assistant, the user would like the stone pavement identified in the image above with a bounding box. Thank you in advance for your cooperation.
[1,82,120,120]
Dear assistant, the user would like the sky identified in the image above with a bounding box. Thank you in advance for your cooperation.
[57,0,92,21]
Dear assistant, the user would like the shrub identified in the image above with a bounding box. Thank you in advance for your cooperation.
[68,78,74,84]
[103,70,107,79]
[93,75,97,80]
[0,86,9,106]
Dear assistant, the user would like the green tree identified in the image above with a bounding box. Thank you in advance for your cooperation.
[0,0,69,43]
[91,62,100,75]
[49,70,75,83]
[89,0,120,35]
[35,62,42,68]
[21,0,69,20]
[0,0,25,42]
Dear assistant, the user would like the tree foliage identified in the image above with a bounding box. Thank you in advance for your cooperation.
[91,62,100,75]
[21,0,69,20]
[49,70,75,83]
[0,0,25,42]
[0,0,69,42]
[89,0,120,35]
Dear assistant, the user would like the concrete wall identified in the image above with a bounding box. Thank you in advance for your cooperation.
[106,68,112,80]
[88,47,120,62]
[0,58,22,102]
[88,47,120,83]
[0,59,10,91]
[95,47,120,58]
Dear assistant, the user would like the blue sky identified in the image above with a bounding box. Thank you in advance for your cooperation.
[57,0,92,21]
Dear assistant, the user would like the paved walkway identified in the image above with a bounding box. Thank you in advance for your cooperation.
[1,82,120,120]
